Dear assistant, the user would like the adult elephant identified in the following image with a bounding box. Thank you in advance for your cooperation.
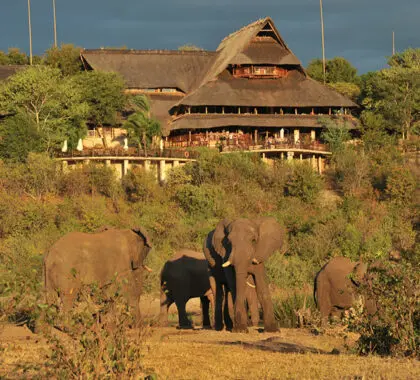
[43,226,152,322]
[204,217,287,333]
[314,256,376,324]
[159,249,214,329]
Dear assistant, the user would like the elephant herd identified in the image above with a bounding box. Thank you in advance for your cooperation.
[43,218,386,331]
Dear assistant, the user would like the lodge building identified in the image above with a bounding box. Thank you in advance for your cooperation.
[81,17,357,166]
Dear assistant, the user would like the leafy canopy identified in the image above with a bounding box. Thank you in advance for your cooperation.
[0,66,89,152]
[44,43,83,76]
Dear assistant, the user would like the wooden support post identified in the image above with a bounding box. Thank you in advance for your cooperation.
[173,160,179,168]
[238,107,241,114]
[280,128,284,139]
[295,108,298,115]
[300,154,303,161]
[159,160,166,183]
[318,156,322,174]
[311,130,316,142]
[329,108,331,115]
[188,130,192,144]
[62,160,68,173]
[254,129,258,144]
[287,151,294,161]
[265,131,269,141]
[254,107,258,115]
[188,107,191,114]
[312,155,317,169]
[105,159,111,167]
[123,159,129,177]
[144,160,151,172]
[281,152,284,160]
[222,107,225,114]
[294,129,300,143]
[205,106,208,114]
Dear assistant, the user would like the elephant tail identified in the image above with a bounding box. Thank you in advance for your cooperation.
[313,271,319,309]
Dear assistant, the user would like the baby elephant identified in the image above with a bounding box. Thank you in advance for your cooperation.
[160,249,214,329]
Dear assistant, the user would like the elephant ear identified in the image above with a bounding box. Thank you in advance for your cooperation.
[254,217,286,263]
[131,226,152,270]
[351,261,368,286]
[131,226,152,248]
[203,231,216,268]
[212,218,231,258]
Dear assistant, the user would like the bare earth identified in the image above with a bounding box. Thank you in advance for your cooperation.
[1,298,419,379]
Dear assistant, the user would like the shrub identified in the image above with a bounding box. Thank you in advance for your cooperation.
[286,162,323,203]
[385,165,416,205]
[273,293,316,328]
[122,166,162,202]
[42,282,147,378]
[350,261,419,357]
[173,184,218,218]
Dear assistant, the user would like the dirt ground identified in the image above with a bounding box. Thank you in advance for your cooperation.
[1,298,419,379]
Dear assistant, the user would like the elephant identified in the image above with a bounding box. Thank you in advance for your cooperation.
[159,249,214,329]
[314,256,376,324]
[204,217,287,333]
[43,226,152,323]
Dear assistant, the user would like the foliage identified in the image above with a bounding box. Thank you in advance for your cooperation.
[178,44,204,51]
[0,113,45,162]
[286,162,323,203]
[122,166,162,202]
[350,261,419,357]
[43,283,147,378]
[124,95,161,151]
[0,66,89,151]
[44,43,83,76]
[72,71,126,127]
[328,82,361,102]
[360,50,420,139]
[388,48,420,69]
[307,57,359,84]
[385,165,417,205]
[1,48,28,65]
[319,117,352,153]
[273,293,316,328]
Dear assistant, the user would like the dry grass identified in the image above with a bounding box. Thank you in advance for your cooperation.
[1,324,419,379]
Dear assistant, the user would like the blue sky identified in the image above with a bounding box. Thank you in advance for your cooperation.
[0,0,418,73]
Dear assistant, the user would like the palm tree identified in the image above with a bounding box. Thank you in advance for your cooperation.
[124,95,161,157]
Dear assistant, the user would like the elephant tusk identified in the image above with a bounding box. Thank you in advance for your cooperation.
[246,281,256,289]
[222,260,231,268]
[252,258,260,265]
[142,265,153,272]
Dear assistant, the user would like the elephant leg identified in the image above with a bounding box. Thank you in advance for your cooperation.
[253,266,277,333]
[246,277,259,327]
[175,299,192,329]
[224,287,234,331]
[200,296,211,329]
[232,271,249,333]
[213,278,224,331]
[159,289,172,327]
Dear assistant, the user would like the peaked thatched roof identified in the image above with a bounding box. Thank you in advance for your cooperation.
[195,17,302,90]
[175,70,357,108]
[0,65,27,81]
[81,50,215,93]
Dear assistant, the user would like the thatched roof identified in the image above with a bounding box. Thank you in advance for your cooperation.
[0,65,26,81]
[81,49,215,93]
[175,70,357,108]
[169,114,358,132]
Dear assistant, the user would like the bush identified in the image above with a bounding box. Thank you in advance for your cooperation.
[42,282,147,378]
[349,261,419,357]
[122,166,162,202]
[286,162,323,203]
[385,165,416,205]
[273,293,316,328]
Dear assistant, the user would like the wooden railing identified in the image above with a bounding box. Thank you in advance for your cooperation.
[55,147,200,160]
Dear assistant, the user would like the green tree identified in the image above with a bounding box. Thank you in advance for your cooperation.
[307,57,359,84]
[6,48,28,65]
[72,71,126,147]
[0,66,89,152]
[388,48,420,69]
[361,55,420,139]
[44,43,83,76]
[0,50,9,65]
[328,82,361,102]
[0,113,45,162]
[319,117,352,152]
[124,95,161,156]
